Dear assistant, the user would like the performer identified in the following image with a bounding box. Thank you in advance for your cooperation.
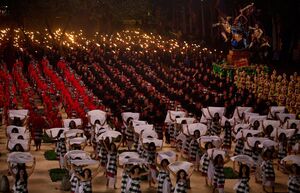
[75,166,102,193]
[8,158,36,193]
[103,138,122,189]
[235,164,250,193]
[156,159,173,193]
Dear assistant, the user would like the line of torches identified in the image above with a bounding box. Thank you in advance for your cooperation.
[0,27,222,56]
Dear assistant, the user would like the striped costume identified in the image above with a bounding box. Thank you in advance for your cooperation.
[157,170,172,193]
[56,139,67,157]
[128,177,141,193]
[99,145,108,167]
[261,160,275,186]
[235,177,250,193]
[182,138,192,158]
[189,139,201,162]
[106,152,118,177]
[168,124,175,144]
[288,175,300,193]
[155,125,163,140]
[223,127,232,148]
[210,122,221,136]
[234,139,244,155]
[243,144,252,157]
[200,153,210,175]
[121,168,130,193]
[174,180,187,193]
[13,180,28,193]
[213,166,225,188]
[147,150,157,181]
[70,167,83,193]
[278,142,287,160]
[79,180,92,193]
[251,150,262,169]
[125,127,134,143]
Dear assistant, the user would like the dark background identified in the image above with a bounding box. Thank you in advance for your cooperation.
[0,0,299,66]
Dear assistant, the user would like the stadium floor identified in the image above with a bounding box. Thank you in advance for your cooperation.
[0,123,290,193]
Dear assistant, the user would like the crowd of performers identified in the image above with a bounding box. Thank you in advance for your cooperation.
[0,28,300,193]
[235,68,300,114]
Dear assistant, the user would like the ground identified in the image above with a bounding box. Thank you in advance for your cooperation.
[0,125,290,193]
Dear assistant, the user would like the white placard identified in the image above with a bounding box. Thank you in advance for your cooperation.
[8,139,29,151]
[182,123,207,136]
[165,110,186,123]
[230,155,255,166]
[122,112,140,122]
[168,161,193,174]
[207,148,226,159]
[87,110,106,124]
[64,129,84,138]
[268,106,286,119]
[7,152,34,164]
[46,128,69,138]
[235,129,261,139]
[262,120,281,129]
[175,117,195,124]
[142,138,163,148]
[8,109,29,119]
[141,129,158,139]
[134,124,154,135]
[157,150,177,164]
[6,125,27,135]
[119,152,140,166]
[63,118,82,128]
[232,107,253,119]
[98,130,122,142]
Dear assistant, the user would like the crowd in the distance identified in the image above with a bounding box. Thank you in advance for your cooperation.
[0,29,299,193]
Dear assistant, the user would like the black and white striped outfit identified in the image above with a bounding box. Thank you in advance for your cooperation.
[169,124,175,143]
[278,142,287,160]
[261,160,275,185]
[125,127,134,143]
[182,137,192,157]
[121,168,130,193]
[200,153,210,175]
[223,127,232,147]
[288,175,300,193]
[56,139,67,157]
[79,180,92,193]
[234,139,244,155]
[155,125,163,139]
[189,139,201,162]
[211,122,221,136]
[157,170,172,193]
[146,150,156,165]
[243,144,252,157]
[14,180,28,193]
[235,177,250,193]
[106,152,118,177]
[99,145,108,167]
[70,167,82,192]
[213,165,225,188]
[174,180,187,193]
[128,177,141,193]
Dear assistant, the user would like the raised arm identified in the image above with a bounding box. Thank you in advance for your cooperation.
[91,165,102,179]
[28,157,36,177]
[116,135,123,150]
[7,161,16,178]
[167,165,176,177]
[102,138,110,153]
